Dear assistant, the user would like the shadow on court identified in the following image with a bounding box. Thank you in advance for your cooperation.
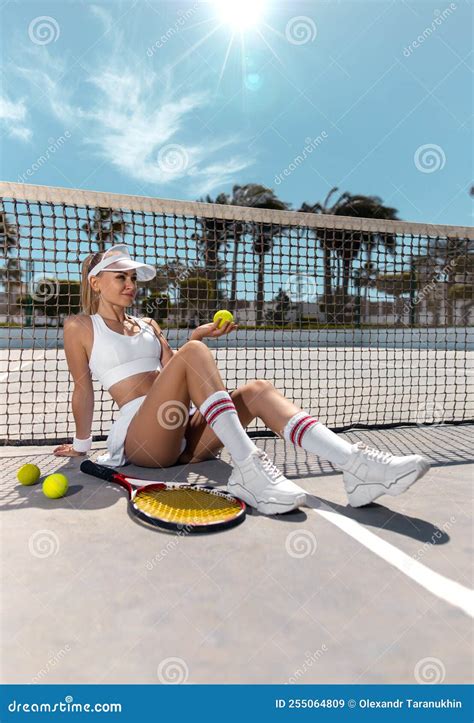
[1,425,472,685]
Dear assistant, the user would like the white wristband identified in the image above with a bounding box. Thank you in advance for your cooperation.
[73,435,92,453]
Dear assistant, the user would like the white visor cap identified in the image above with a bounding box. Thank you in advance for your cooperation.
[88,244,156,282]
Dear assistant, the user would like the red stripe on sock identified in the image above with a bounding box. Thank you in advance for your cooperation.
[296,418,318,447]
[203,397,232,418]
[206,404,236,426]
[290,416,312,445]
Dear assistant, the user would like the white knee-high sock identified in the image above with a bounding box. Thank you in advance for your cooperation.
[282,411,352,467]
[199,391,258,463]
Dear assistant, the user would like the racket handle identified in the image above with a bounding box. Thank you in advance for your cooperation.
[80,459,116,481]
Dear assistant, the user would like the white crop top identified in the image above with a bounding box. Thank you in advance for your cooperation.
[89,314,163,391]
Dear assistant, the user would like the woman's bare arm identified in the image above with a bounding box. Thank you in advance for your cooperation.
[54,316,94,456]
[144,318,214,366]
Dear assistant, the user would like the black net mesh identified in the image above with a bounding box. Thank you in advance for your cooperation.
[1,182,473,445]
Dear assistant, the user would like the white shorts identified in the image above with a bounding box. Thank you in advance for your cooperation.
[96,395,197,468]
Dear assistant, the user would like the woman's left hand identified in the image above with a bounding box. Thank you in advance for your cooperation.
[53,443,86,457]
[190,321,238,340]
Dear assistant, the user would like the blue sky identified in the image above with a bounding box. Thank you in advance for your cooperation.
[1,0,472,226]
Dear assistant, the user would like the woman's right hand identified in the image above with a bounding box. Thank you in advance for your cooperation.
[53,444,86,457]
[191,321,238,340]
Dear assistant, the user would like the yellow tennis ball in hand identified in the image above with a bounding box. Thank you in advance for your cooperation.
[213,309,234,329]
[42,473,69,499]
[17,463,41,486]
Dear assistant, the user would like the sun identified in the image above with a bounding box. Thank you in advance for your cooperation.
[213,0,267,30]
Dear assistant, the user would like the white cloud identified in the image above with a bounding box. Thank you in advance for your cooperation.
[89,4,114,33]
[0,95,27,122]
[9,126,33,142]
[7,42,253,193]
[188,156,255,195]
[13,65,87,127]
[0,95,32,142]
[77,63,253,192]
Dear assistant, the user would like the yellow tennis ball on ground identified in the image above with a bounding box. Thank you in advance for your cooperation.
[213,309,234,329]
[42,473,69,499]
[17,463,41,486]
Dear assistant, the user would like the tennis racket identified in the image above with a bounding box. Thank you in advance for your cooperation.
[80,460,246,533]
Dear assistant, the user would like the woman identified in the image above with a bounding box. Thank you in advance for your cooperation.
[54,244,430,515]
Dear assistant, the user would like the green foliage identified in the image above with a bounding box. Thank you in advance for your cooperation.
[19,279,81,323]
[448,284,474,301]
[376,271,415,297]
[179,276,216,301]
[178,276,216,324]
[265,288,296,327]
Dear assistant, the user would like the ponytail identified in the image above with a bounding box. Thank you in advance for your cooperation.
[80,252,103,315]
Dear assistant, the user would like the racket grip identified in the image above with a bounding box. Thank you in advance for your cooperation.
[80,459,116,481]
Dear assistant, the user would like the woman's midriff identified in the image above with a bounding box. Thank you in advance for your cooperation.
[109,369,161,409]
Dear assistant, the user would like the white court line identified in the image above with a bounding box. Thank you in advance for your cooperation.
[315,506,474,619]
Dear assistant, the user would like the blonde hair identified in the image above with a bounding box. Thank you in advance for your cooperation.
[80,252,104,315]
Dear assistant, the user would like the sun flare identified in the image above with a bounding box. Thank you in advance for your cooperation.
[213,0,267,30]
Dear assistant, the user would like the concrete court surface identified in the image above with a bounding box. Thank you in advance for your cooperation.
[1,424,472,685]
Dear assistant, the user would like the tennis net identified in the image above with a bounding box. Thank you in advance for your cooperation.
[1,181,473,446]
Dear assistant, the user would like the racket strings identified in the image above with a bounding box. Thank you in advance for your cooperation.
[134,488,241,524]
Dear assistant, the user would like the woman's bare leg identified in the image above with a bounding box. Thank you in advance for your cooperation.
[177,379,300,463]
[176,379,430,512]
[124,340,228,467]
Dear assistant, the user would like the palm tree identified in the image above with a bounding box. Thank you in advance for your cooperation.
[0,210,21,324]
[300,189,399,323]
[190,192,236,314]
[231,186,290,325]
[427,237,474,327]
[81,207,130,252]
[228,185,291,325]
[194,185,291,325]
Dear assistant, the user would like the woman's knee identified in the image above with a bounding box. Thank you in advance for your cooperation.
[177,339,211,358]
[232,379,273,415]
[245,379,274,397]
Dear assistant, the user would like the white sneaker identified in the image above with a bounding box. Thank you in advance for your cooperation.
[342,442,430,507]
[228,448,307,515]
